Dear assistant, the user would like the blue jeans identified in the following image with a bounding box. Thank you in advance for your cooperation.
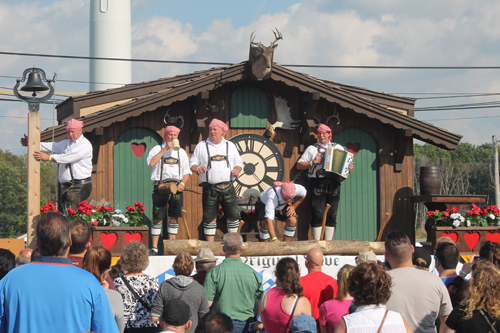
[232,319,251,333]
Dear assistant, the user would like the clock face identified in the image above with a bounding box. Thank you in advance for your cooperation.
[229,133,285,196]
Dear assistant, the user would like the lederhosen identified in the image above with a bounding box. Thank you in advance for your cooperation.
[309,142,341,228]
[256,187,292,222]
[201,141,239,223]
[61,162,92,207]
[152,151,183,218]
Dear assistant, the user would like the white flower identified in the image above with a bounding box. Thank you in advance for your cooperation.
[460,216,465,223]
[102,219,107,226]
[466,220,471,227]
[453,220,461,228]
[451,213,461,219]
[490,214,495,220]
[115,209,122,214]
[113,221,121,226]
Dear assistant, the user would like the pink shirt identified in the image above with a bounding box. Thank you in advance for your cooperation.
[261,288,296,332]
[319,299,352,332]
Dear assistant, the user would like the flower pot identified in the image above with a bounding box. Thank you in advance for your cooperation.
[420,166,441,195]
[91,226,149,257]
[428,226,500,254]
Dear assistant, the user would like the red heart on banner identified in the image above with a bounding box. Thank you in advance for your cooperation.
[100,232,118,250]
[441,232,458,243]
[124,232,142,244]
[346,143,360,156]
[464,232,480,251]
[131,143,146,159]
[486,232,500,243]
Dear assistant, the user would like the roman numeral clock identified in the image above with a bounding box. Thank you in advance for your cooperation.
[229,133,285,197]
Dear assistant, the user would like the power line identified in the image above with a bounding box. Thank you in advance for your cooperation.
[3,50,500,70]
[421,115,500,121]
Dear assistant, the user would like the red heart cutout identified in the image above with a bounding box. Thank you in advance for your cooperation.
[464,232,480,251]
[124,232,142,244]
[100,232,118,250]
[346,143,360,156]
[441,232,458,243]
[486,232,500,243]
[131,143,146,159]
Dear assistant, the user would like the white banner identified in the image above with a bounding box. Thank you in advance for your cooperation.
[146,255,383,291]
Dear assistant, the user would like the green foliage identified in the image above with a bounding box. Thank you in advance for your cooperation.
[0,150,58,238]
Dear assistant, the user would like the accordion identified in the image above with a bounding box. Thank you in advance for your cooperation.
[318,145,355,179]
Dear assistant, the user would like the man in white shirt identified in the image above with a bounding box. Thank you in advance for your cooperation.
[296,124,353,240]
[21,119,92,208]
[189,119,242,242]
[257,181,306,242]
[146,125,191,254]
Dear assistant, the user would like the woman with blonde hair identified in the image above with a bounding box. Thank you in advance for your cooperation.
[260,257,312,332]
[319,264,355,333]
[150,252,209,333]
[83,246,125,332]
[443,260,500,332]
[114,241,159,333]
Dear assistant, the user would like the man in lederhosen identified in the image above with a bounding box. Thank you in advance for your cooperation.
[296,124,353,240]
[189,119,242,242]
[21,119,92,209]
[147,125,191,255]
[257,181,307,242]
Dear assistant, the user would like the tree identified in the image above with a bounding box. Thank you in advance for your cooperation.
[0,150,58,238]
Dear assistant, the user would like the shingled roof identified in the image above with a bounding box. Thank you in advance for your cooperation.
[42,62,461,150]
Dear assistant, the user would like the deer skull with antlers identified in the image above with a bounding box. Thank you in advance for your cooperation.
[249,29,283,80]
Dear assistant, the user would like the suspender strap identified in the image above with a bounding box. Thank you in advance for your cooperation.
[205,141,231,183]
[159,150,181,182]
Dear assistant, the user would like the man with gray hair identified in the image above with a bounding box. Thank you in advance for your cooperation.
[16,248,33,266]
[204,233,263,333]
[0,212,118,333]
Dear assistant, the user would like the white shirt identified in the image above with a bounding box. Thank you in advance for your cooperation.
[189,138,243,184]
[259,184,307,220]
[297,142,344,178]
[40,135,92,183]
[343,304,407,332]
[146,144,192,181]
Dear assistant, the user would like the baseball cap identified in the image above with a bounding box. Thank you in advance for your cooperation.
[290,314,316,333]
[194,248,217,263]
[162,299,191,327]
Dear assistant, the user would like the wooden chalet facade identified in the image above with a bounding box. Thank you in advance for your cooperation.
[42,61,462,243]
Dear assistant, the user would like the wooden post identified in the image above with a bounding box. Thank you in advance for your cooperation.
[494,136,500,207]
[27,112,41,248]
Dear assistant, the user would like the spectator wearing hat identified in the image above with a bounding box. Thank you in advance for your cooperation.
[189,119,242,242]
[22,118,93,207]
[159,299,192,333]
[356,250,378,265]
[296,123,353,240]
[290,314,317,333]
[412,247,432,271]
[147,125,192,254]
[151,252,209,333]
[256,181,307,242]
[192,248,217,286]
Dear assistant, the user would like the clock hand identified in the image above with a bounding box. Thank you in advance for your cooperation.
[252,173,261,183]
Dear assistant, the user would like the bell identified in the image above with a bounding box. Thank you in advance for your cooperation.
[20,71,49,92]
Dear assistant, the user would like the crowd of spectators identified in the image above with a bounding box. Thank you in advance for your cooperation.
[1,212,499,333]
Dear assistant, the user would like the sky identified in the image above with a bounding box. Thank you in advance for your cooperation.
[1,0,500,155]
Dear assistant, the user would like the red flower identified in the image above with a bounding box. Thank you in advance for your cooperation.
[67,207,76,217]
[443,211,450,217]
[450,207,458,214]
[488,206,500,215]
[427,211,435,218]
[54,210,60,213]
[91,220,98,226]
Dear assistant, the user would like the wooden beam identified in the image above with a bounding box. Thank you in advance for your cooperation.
[27,112,41,248]
[163,240,385,256]
[394,129,412,172]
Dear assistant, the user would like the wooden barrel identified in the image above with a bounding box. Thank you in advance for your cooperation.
[419,166,441,195]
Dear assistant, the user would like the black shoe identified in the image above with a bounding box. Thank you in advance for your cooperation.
[149,248,158,256]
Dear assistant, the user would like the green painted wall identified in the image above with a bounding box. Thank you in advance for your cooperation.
[114,127,162,226]
[332,128,378,241]
[230,85,268,128]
